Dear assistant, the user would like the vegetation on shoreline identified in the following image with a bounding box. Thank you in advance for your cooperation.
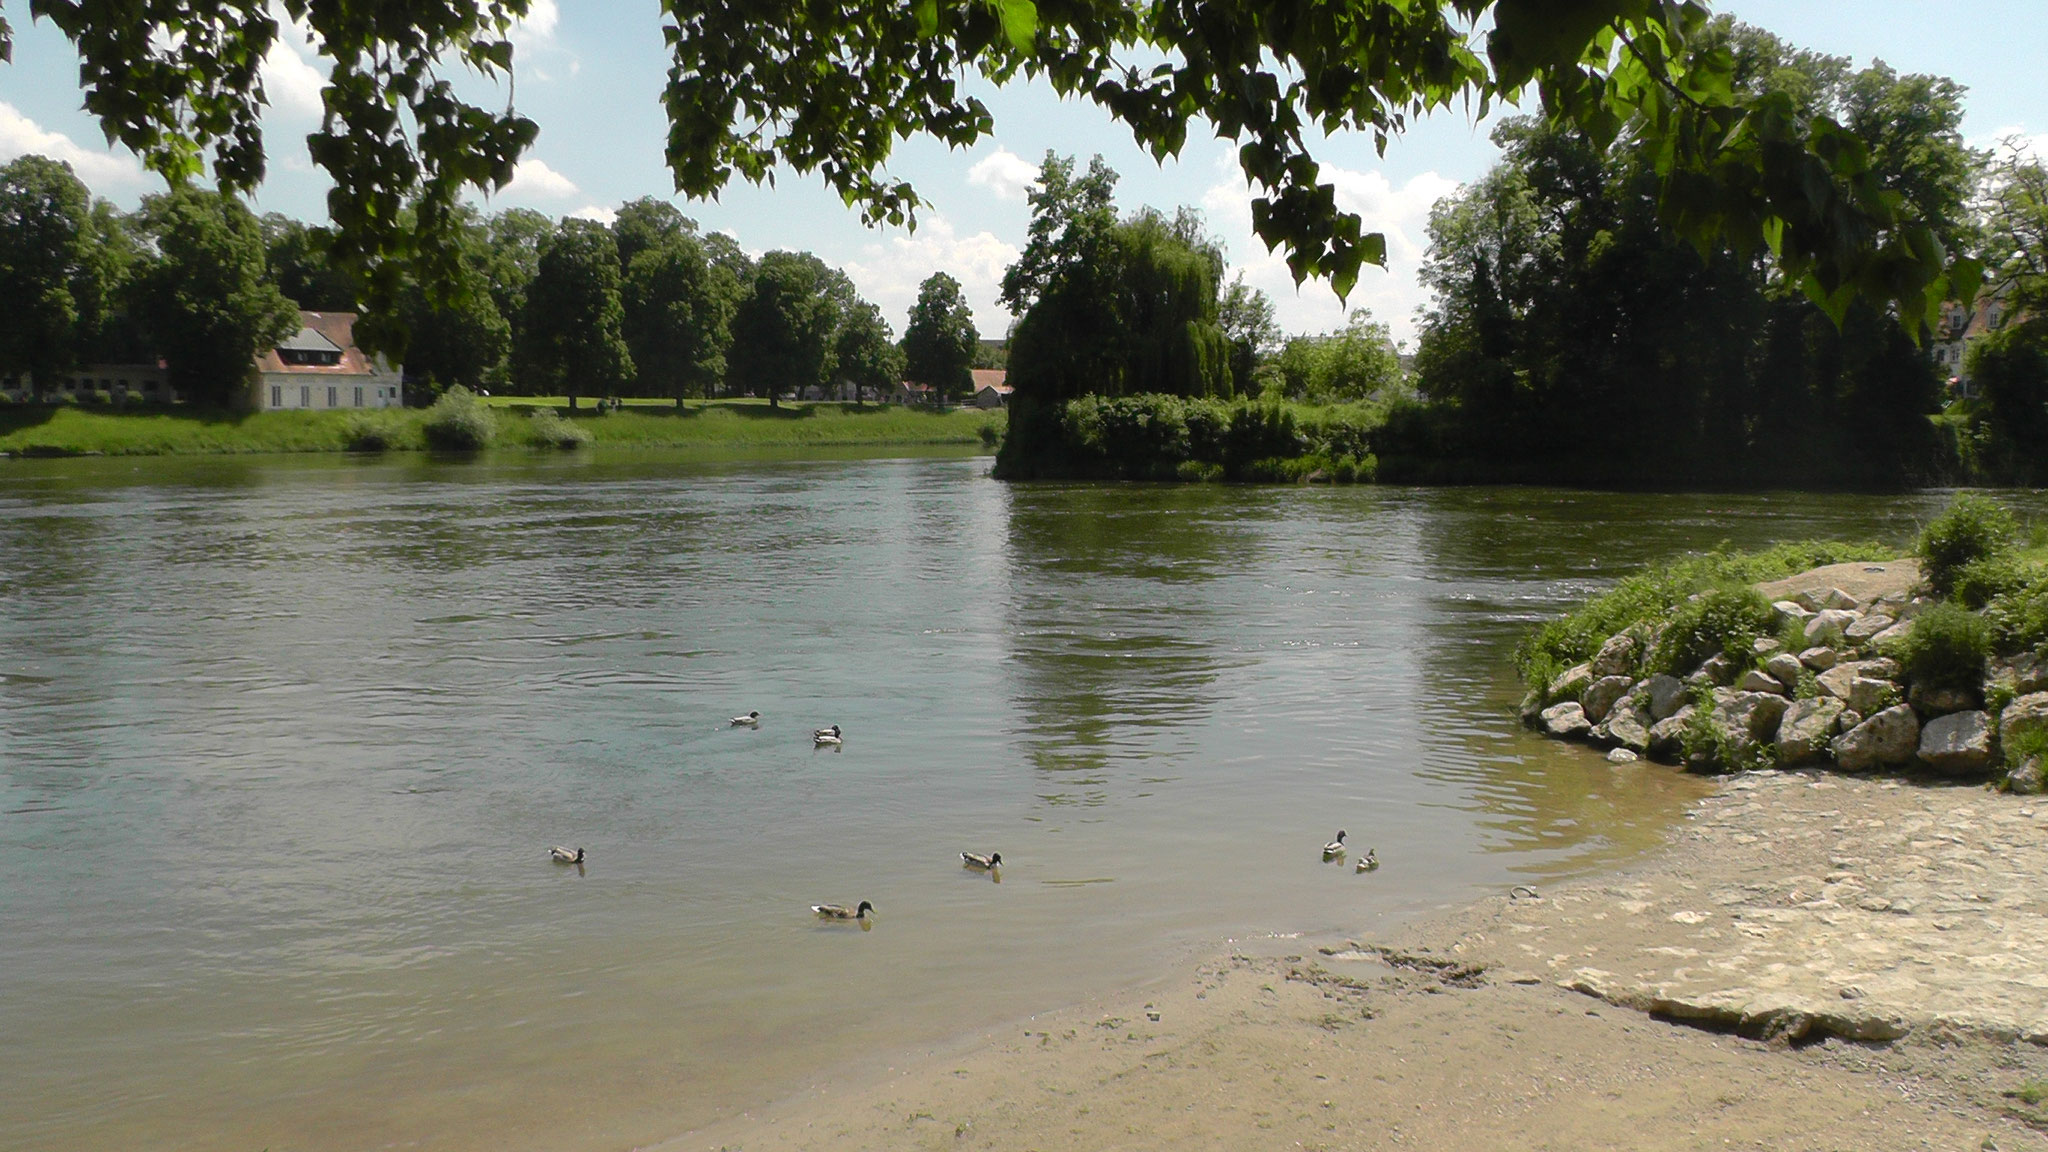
[0,399,1000,458]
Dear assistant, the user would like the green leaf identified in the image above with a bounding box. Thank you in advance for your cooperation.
[996,0,1037,52]
[913,0,938,38]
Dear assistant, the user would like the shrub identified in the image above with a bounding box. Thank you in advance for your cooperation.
[1649,586,1775,676]
[977,417,1002,448]
[1918,494,2018,598]
[1886,601,1991,690]
[341,413,399,452]
[1952,553,2035,610]
[422,385,496,450]
[526,407,592,449]
[1984,574,2048,656]
[87,389,114,405]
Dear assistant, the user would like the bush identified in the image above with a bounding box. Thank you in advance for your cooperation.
[1952,553,2035,611]
[1918,494,2018,598]
[1650,586,1775,675]
[341,413,399,452]
[422,385,496,450]
[1886,601,1991,690]
[526,407,592,449]
[977,417,1002,448]
[87,389,114,405]
[1985,575,2048,657]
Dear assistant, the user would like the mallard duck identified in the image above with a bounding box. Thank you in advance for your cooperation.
[812,900,873,920]
[961,851,1003,870]
[730,711,761,727]
[813,725,843,746]
[550,846,585,864]
[1322,830,1347,859]
[1355,848,1378,872]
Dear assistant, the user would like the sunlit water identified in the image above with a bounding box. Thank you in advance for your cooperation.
[0,450,2006,1150]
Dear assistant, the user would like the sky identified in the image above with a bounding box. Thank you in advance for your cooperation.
[1,1,2043,347]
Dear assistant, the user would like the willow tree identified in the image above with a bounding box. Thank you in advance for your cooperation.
[0,1,1973,351]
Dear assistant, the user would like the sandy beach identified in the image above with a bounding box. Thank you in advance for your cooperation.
[667,769,2048,1151]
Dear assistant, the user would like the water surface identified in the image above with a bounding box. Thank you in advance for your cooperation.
[0,451,1996,1150]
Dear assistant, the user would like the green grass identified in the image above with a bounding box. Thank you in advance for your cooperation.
[0,400,1002,458]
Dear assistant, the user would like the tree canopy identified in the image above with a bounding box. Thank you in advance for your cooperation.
[0,0,1973,348]
[902,272,979,406]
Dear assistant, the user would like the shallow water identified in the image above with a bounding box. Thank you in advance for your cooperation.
[0,452,2006,1150]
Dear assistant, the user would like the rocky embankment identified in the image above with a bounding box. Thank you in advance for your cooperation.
[1524,560,2048,788]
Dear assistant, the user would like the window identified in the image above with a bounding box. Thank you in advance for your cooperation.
[271,385,282,407]
[326,386,337,408]
[353,386,363,407]
[300,386,310,408]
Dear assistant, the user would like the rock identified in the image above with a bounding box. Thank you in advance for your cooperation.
[2008,755,2047,795]
[1831,704,1920,771]
[1899,596,1932,620]
[1733,668,1783,695]
[1908,681,1980,717]
[1696,653,1737,686]
[1606,747,1639,763]
[1848,676,1899,716]
[1795,587,1860,612]
[2000,693,2048,756]
[1844,613,1895,645]
[1918,710,1995,776]
[1869,621,1913,647]
[1805,609,1859,646]
[1519,687,1544,725]
[1990,653,2048,698]
[1836,709,1863,734]
[1641,674,1688,722]
[1714,689,1790,744]
[1868,595,1911,619]
[1798,646,1839,671]
[1549,662,1592,701]
[1776,697,1845,765]
[1581,675,1634,724]
[1589,635,1637,679]
[1764,651,1807,692]
[1592,699,1653,753]
[1751,636,1782,657]
[1647,707,1694,761]
[1771,600,1815,628]
[1540,701,1592,739]
[1818,659,1898,702]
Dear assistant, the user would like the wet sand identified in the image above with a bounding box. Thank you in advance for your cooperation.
[666,769,2048,1151]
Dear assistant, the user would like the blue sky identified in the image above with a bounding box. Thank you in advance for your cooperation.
[1,1,2041,345]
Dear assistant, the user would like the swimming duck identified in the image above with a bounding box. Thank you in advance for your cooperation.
[812,900,873,920]
[1355,848,1378,872]
[550,846,585,864]
[1322,830,1347,859]
[813,725,843,746]
[961,851,1003,870]
[730,711,761,727]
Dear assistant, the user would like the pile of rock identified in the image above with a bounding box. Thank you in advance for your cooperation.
[1523,585,2048,788]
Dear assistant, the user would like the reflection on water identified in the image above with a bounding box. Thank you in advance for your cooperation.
[3,453,2029,1152]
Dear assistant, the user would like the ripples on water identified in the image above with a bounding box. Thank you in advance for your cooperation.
[0,454,2014,1151]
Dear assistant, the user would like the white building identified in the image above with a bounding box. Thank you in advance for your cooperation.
[252,312,403,411]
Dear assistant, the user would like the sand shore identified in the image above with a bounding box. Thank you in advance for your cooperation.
[663,769,2048,1151]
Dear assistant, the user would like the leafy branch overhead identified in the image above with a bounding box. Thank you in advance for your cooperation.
[0,0,1972,337]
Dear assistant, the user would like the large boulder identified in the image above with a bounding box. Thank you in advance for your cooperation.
[1869,621,1913,647]
[1713,689,1790,744]
[1908,681,1980,717]
[1795,587,1860,612]
[1775,697,1845,765]
[1690,653,1737,687]
[1581,675,1635,724]
[1591,698,1653,754]
[1736,668,1787,696]
[2001,693,2048,757]
[1844,614,1895,645]
[1804,609,1859,646]
[1589,634,1637,679]
[1798,646,1840,671]
[1990,653,2048,698]
[1918,710,1995,777]
[2009,755,2047,796]
[1818,658,1899,702]
[1641,674,1688,721]
[1847,676,1899,716]
[1771,600,1815,629]
[1832,705,1920,771]
[1764,651,1806,692]
[1548,662,1593,701]
[1540,701,1593,739]
[1647,706,1694,761]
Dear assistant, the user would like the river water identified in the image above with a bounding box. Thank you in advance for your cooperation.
[0,450,1978,1150]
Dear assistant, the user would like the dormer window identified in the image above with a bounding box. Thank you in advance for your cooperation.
[278,347,342,366]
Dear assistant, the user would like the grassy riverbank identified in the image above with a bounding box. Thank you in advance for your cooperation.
[0,399,1002,458]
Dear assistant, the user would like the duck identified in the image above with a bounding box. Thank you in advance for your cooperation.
[730,711,761,727]
[813,725,843,746]
[1322,830,1347,859]
[812,900,873,921]
[550,846,585,864]
[961,851,1003,870]
[1355,848,1379,872]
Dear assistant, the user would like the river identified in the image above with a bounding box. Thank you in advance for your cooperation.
[0,449,1979,1150]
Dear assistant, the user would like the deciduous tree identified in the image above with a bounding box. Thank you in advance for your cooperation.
[128,186,299,407]
[0,156,109,394]
[902,272,978,408]
[514,219,633,399]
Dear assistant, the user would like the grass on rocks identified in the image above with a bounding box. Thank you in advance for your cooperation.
[0,398,1001,458]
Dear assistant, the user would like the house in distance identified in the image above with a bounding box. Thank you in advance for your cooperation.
[254,312,404,411]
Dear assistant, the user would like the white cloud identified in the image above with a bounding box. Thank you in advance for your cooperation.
[840,215,1021,337]
[1200,162,1462,346]
[1978,125,2048,161]
[509,0,560,50]
[0,102,146,188]
[501,158,579,200]
[967,148,1039,202]
[260,30,327,120]
[569,203,617,224]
